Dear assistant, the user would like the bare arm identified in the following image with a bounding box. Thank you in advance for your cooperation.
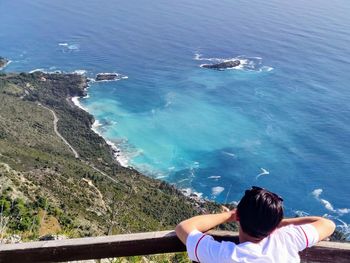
[175,210,237,244]
[279,216,335,241]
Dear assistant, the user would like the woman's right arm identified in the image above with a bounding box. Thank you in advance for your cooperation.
[279,216,335,241]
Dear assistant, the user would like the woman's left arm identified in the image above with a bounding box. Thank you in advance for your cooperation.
[175,209,237,244]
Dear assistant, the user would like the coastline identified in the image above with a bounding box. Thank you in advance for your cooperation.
[68,74,350,240]
[71,84,130,168]
[70,80,208,203]
[0,71,232,240]
[0,59,11,70]
[1,71,347,239]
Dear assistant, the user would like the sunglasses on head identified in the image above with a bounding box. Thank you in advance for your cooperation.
[245,186,284,202]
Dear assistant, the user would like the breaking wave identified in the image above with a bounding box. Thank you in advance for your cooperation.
[211,186,225,197]
[312,188,350,216]
[0,60,11,70]
[58,42,80,52]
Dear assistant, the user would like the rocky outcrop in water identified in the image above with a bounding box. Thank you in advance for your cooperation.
[95,73,122,81]
[202,60,240,70]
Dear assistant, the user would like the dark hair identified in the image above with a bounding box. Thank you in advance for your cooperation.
[237,186,284,238]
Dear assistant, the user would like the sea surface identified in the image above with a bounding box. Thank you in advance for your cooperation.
[1,0,350,236]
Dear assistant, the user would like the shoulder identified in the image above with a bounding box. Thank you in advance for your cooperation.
[186,230,236,262]
[274,224,319,251]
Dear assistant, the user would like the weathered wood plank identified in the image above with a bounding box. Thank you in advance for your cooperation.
[0,231,184,262]
[0,230,349,263]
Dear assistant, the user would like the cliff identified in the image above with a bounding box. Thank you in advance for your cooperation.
[0,72,235,242]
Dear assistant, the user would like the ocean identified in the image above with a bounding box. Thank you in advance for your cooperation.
[1,0,350,236]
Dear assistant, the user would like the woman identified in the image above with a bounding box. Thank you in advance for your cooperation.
[176,186,335,263]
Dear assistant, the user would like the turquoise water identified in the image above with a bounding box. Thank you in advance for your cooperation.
[1,0,350,235]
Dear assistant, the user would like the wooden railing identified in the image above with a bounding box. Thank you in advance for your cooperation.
[0,230,349,263]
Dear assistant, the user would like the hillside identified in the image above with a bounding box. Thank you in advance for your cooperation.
[0,72,235,243]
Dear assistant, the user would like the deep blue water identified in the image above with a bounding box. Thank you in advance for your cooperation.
[1,0,350,235]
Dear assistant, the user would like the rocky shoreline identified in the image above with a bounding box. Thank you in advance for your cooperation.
[0,56,9,70]
[1,70,238,244]
[70,73,221,208]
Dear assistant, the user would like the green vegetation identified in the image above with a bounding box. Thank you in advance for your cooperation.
[0,70,346,262]
[0,72,236,246]
[113,253,191,263]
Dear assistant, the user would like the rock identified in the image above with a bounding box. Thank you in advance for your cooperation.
[0,57,9,69]
[1,234,21,244]
[39,234,67,241]
[95,73,122,81]
[201,60,240,70]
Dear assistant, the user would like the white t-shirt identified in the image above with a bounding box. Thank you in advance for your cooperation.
[186,224,319,263]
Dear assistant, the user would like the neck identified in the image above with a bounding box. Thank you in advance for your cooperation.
[239,228,263,244]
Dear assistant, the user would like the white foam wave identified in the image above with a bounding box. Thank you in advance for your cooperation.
[194,53,202,60]
[222,151,236,158]
[337,208,350,215]
[73,69,87,75]
[320,199,336,212]
[188,161,200,170]
[156,175,168,179]
[230,200,239,206]
[312,188,323,198]
[294,210,310,217]
[263,66,274,72]
[68,44,80,50]
[29,68,45,73]
[212,186,225,197]
[92,120,103,129]
[177,178,190,183]
[256,168,270,180]
[29,68,64,74]
[322,216,350,240]
[194,53,222,62]
[312,188,350,216]
[164,99,172,108]
[208,176,221,179]
[106,140,129,167]
[181,188,203,198]
[0,60,11,70]
[58,42,80,52]
[71,96,88,112]
[336,218,350,239]
[89,119,130,167]
[91,121,103,137]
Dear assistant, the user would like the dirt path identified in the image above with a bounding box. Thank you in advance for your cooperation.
[38,103,79,158]
[39,103,120,184]
[86,163,119,184]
